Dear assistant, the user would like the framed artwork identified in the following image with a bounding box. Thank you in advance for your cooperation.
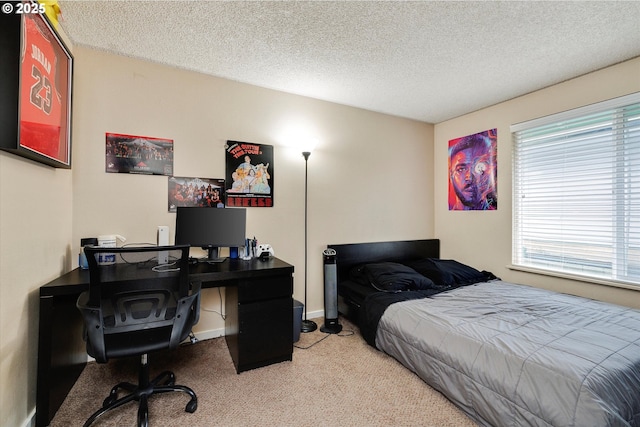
[0,5,73,168]
[106,133,174,175]
[448,129,497,210]
[168,176,226,212]
[225,141,274,207]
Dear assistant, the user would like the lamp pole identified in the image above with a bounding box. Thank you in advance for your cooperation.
[301,151,317,333]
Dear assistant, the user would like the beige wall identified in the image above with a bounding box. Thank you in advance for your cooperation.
[0,156,73,426]
[434,57,640,308]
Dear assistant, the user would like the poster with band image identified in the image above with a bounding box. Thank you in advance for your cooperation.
[168,176,225,212]
[105,132,174,175]
[225,141,273,207]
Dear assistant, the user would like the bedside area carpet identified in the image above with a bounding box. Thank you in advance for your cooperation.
[50,317,477,426]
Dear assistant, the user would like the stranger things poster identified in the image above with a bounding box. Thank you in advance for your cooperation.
[225,141,274,207]
[448,129,497,210]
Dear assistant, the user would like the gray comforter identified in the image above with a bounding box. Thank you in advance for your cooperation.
[375,281,640,427]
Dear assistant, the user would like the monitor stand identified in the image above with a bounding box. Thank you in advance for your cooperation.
[204,246,226,263]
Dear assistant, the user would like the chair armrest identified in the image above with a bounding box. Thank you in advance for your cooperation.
[190,281,202,325]
[169,281,202,348]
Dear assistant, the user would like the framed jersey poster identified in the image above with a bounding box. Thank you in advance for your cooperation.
[0,5,73,168]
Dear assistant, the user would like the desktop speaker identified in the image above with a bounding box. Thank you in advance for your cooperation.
[321,248,342,334]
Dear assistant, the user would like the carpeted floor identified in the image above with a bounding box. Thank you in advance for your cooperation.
[51,317,477,426]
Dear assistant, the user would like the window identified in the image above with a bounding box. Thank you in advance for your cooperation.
[511,93,640,287]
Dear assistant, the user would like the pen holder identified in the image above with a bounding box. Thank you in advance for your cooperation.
[239,245,250,260]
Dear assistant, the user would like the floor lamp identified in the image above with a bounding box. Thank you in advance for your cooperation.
[301,151,317,333]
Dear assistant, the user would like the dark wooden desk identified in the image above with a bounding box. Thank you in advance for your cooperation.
[36,257,294,427]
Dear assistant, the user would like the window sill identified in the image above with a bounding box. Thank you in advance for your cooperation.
[506,264,639,292]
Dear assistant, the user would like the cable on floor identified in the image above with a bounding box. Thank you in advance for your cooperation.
[294,321,355,349]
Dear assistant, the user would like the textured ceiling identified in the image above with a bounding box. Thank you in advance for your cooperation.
[58,0,640,123]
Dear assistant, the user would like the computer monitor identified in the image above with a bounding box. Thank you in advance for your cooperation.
[175,207,247,261]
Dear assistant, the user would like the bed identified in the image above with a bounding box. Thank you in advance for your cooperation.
[328,239,640,427]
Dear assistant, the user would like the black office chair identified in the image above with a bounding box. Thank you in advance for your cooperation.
[77,245,200,427]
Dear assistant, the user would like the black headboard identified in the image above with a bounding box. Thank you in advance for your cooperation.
[327,239,440,283]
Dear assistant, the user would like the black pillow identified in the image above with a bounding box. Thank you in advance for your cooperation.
[403,258,453,288]
[405,258,493,288]
[349,262,436,292]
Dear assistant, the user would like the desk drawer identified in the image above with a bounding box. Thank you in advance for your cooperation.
[236,296,293,371]
[238,276,292,303]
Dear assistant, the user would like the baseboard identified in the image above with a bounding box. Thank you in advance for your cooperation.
[192,326,225,341]
[21,408,35,427]
[190,309,324,343]
[303,309,324,322]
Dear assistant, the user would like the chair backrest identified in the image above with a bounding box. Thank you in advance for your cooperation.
[78,245,200,362]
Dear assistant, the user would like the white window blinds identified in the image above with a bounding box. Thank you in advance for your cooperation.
[511,93,640,287]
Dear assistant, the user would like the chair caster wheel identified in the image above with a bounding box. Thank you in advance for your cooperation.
[103,394,117,408]
[185,399,197,413]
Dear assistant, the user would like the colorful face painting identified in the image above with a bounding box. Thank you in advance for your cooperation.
[448,129,497,210]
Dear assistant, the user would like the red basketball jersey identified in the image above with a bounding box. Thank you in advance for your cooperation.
[19,13,69,163]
